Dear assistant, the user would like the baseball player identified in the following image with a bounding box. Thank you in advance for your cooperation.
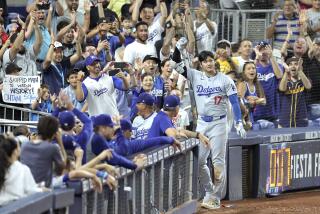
[173,50,246,209]
[132,93,157,139]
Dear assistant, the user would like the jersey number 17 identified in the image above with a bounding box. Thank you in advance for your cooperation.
[214,96,223,105]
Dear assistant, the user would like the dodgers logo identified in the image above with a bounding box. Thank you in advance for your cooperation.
[196,85,222,96]
[93,88,109,96]
[152,88,163,96]
[148,30,158,42]
[134,128,149,139]
[257,73,275,81]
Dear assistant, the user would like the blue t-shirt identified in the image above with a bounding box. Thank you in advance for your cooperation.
[148,111,174,138]
[116,89,130,120]
[91,34,121,60]
[25,25,50,61]
[152,75,165,109]
[30,100,53,121]
[244,82,257,124]
[254,63,281,120]
[43,58,71,95]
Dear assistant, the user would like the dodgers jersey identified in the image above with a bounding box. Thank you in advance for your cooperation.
[132,112,157,139]
[188,69,237,117]
[81,74,123,116]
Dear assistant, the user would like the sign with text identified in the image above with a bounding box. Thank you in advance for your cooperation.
[258,140,320,197]
[2,75,40,104]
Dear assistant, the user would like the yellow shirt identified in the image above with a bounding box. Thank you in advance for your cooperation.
[108,0,130,17]
[216,59,233,74]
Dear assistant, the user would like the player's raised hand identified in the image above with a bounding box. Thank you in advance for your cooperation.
[235,122,247,138]
[198,133,210,148]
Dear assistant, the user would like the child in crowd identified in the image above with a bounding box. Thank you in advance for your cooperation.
[31,84,56,121]
[62,68,86,112]
[237,62,266,126]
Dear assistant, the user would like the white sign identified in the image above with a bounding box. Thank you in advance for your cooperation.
[2,75,40,104]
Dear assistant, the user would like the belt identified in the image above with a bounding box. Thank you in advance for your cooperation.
[200,114,226,122]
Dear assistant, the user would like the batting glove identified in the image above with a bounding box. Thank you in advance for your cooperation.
[235,122,247,138]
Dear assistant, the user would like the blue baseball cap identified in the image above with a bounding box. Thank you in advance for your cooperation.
[164,95,180,108]
[257,41,270,49]
[58,111,75,130]
[85,55,100,66]
[137,92,155,106]
[120,119,132,131]
[62,134,79,151]
[92,114,114,127]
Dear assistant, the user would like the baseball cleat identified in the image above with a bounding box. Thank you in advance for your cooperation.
[201,198,221,209]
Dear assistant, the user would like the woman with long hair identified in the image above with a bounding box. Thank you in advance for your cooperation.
[0,135,42,205]
[237,62,266,126]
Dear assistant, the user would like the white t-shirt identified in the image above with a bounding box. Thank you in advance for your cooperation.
[3,48,38,76]
[123,41,157,65]
[0,161,42,206]
[82,74,120,116]
[194,21,218,53]
[172,109,190,128]
[132,112,157,139]
[147,15,164,45]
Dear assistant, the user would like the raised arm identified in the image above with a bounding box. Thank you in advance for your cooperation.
[83,0,91,33]
[9,30,25,62]
[70,33,82,65]
[159,0,168,27]
[266,12,280,39]
[42,32,55,70]
[56,13,76,42]
[132,0,143,24]
[33,22,43,57]
[279,71,289,92]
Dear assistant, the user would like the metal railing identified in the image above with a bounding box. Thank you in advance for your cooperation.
[210,9,281,43]
[0,103,49,131]
[0,188,75,214]
[68,138,200,214]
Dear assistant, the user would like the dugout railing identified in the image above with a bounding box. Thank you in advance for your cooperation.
[3,121,320,213]
[0,188,75,214]
[67,138,199,214]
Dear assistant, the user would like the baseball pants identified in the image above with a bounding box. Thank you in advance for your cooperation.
[197,117,228,200]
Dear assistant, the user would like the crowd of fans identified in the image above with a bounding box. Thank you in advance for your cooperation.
[1,0,320,207]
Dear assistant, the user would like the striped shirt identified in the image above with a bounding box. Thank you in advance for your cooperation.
[273,13,300,49]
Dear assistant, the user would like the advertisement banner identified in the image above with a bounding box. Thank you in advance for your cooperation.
[258,140,320,196]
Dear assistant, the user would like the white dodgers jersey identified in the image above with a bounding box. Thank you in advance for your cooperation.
[188,69,237,117]
[132,112,157,139]
[83,74,119,116]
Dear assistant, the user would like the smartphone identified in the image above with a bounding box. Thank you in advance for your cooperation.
[37,3,50,10]
[109,69,121,76]
[114,62,127,69]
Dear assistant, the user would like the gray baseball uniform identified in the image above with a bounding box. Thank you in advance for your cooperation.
[188,68,237,200]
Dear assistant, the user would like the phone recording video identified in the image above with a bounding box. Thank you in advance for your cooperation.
[109,69,121,76]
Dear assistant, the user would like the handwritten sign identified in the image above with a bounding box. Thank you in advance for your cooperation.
[2,75,40,104]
